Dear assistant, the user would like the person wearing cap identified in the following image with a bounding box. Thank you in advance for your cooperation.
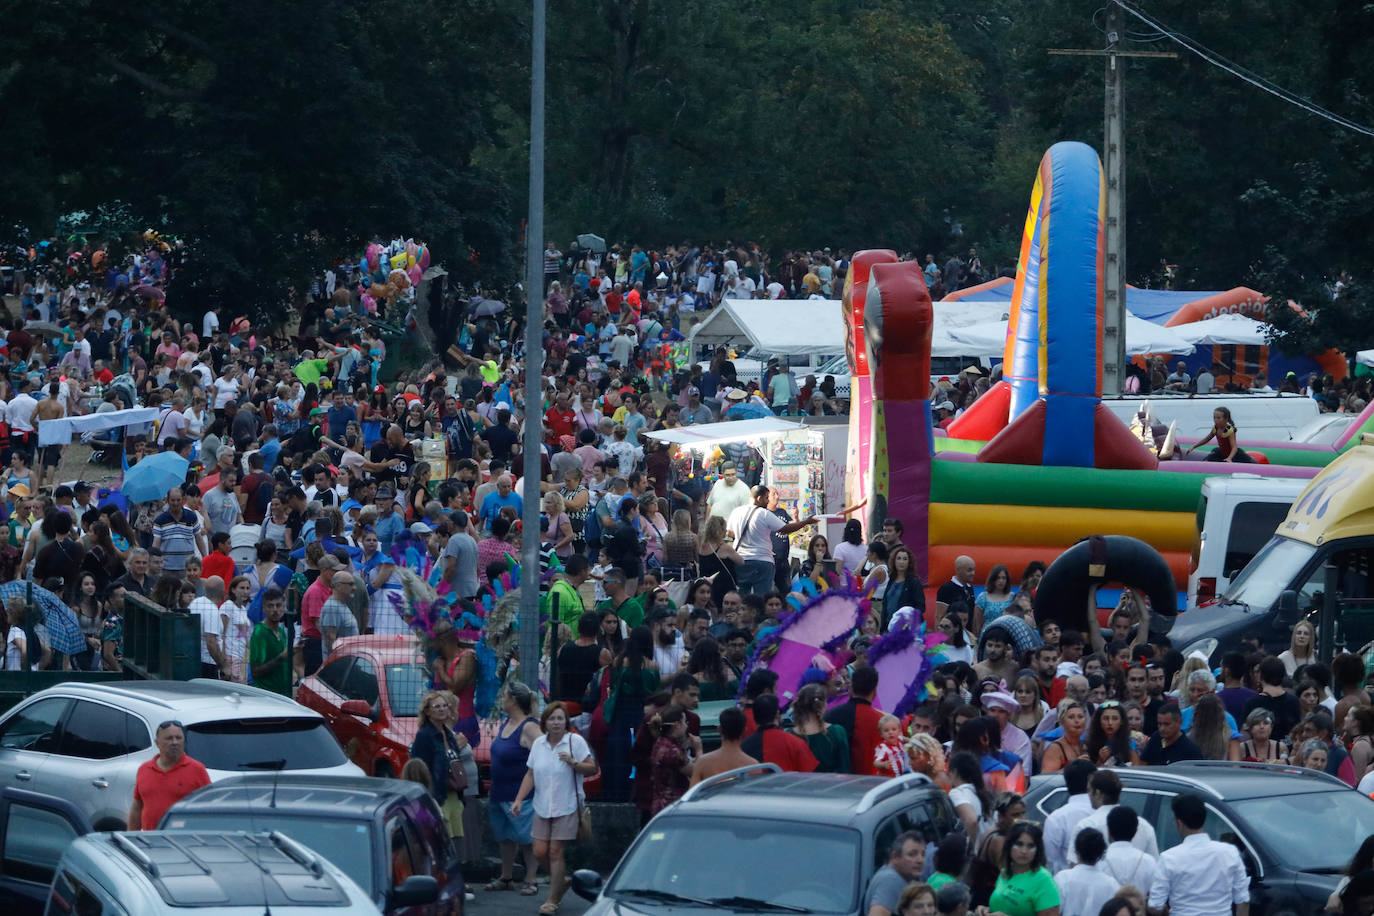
[682,387,712,425]
[933,399,956,428]
[373,486,406,552]
[981,684,1033,774]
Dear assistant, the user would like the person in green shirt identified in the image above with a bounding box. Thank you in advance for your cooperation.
[987,822,1060,916]
[926,834,969,892]
[249,588,293,697]
[542,555,591,628]
[594,567,644,628]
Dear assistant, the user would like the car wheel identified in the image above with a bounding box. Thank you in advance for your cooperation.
[374,760,397,778]
[93,817,127,832]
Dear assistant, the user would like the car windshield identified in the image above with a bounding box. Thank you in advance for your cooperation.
[158,814,376,896]
[186,718,347,771]
[1221,536,1316,609]
[1232,791,1374,872]
[386,665,426,717]
[608,816,861,913]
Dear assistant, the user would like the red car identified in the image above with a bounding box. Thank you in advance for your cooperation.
[296,635,599,794]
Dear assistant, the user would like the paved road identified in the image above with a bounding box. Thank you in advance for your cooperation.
[470,880,592,916]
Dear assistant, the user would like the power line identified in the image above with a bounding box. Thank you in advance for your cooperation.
[1113,0,1374,137]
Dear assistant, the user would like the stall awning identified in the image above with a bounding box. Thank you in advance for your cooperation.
[643,417,807,448]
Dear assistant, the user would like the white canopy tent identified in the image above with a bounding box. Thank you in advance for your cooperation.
[944,312,1196,357]
[687,299,845,363]
[642,416,806,449]
[1170,313,1271,347]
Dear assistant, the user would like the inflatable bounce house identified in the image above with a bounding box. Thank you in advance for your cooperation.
[844,140,1374,616]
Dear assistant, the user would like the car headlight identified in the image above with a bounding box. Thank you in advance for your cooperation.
[1182,637,1218,662]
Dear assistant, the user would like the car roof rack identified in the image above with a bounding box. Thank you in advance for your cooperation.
[679,763,781,803]
[112,834,160,878]
[1169,759,1349,786]
[856,772,933,814]
[269,830,325,877]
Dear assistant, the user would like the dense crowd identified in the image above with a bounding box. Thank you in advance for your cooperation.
[4,235,1374,916]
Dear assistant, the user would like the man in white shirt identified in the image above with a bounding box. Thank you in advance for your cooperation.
[190,576,231,680]
[203,304,221,339]
[1069,770,1158,864]
[1099,806,1157,897]
[706,463,752,522]
[5,380,39,447]
[1148,793,1249,916]
[1054,828,1119,916]
[726,484,816,595]
[1044,760,1097,873]
[649,609,686,681]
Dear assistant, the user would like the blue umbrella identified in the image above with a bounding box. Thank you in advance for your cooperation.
[723,403,773,420]
[120,451,189,503]
[0,581,85,655]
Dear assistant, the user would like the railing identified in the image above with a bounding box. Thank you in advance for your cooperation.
[120,591,203,682]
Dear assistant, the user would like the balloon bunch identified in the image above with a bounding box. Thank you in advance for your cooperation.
[359,238,430,313]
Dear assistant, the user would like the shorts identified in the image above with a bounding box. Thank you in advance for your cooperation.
[489,799,533,845]
[39,445,62,468]
[533,812,580,842]
[441,793,464,838]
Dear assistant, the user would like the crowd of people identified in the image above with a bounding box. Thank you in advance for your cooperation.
[5,235,1374,916]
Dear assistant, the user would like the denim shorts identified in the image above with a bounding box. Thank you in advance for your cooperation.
[489,799,534,845]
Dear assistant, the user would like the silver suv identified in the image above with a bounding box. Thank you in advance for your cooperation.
[0,679,364,830]
[47,830,383,915]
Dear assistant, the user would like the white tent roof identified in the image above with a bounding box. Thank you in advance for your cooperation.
[944,312,1196,357]
[689,299,845,356]
[1171,313,1271,346]
[643,417,806,448]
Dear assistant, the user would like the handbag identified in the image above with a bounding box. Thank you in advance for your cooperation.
[568,743,593,842]
[442,730,468,794]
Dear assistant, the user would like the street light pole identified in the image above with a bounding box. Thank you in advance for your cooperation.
[518,0,546,689]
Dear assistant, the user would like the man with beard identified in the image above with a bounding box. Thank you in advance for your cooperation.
[650,609,687,684]
[974,632,1020,684]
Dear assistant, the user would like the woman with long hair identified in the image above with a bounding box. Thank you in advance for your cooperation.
[71,574,104,671]
[103,508,138,560]
[1187,405,1256,463]
[1189,693,1239,760]
[797,534,832,584]
[947,749,993,843]
[682,578,716,618]
[84,521,126,588]
[646,704,698,814]
[432,629,480,749]
[660,509,698,582]
[883,545,925,622]
[697,515,742,608]
[928,604,976,664]
[686,637,736,701]
[987,822,1060,916]
[976,564,1014,630]
[2,603,27,671]
[510,702,599,916]
[1040,700,1089,774]
[543,492,576,561]
[408,461,432,521]
[221,575,253,684]
[1011,674,1046,734]
[638,494,668,567]
[905,733,948,788]
[602,626,660,802]
[1019,561,1046,596]
[1087,701,1140,766]
[1279,619,1317,677]
[789,683,850,773]
[1239,708,1285,763]
[968,791,1028,908]
[833,518,867,574]
[410,691,472,855]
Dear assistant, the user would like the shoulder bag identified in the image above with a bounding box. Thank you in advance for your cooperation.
[568,737,593,842]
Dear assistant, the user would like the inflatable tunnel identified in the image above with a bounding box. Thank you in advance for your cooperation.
[1033,534,1179,629]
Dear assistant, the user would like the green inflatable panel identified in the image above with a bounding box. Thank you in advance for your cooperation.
[931,460,1209,513]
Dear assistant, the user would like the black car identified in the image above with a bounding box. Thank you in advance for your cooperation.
[1024,761,1374,916]
[160,774,455,915]
[572,765,959,916]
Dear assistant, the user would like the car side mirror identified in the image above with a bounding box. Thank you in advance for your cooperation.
[1276,590,1301,624]
[570,869,604,902]
[341,699,375,720]
[390,874,439,908]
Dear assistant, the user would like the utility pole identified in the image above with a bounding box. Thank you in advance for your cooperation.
[518,0,546,690]
[1050,1,1175,396]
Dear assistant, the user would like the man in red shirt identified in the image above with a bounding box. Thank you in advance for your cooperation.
[128,720,211,830]
[201,531,235,584]
[739,669,779,739]
[739,695,818,772]
[825,666,885,775]
[300,554,342,676]
[544,392,576,440]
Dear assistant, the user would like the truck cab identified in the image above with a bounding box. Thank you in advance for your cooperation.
[1187,475,1307,606]
[1173,437,1374,663]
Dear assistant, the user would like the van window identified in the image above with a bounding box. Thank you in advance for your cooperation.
[184,718,346,770]
[0,698,71,752]
[46,870,119,916]
[58,702,149,759]
[1225,502,1295,578]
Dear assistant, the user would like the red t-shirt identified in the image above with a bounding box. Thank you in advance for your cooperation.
[300,576,331,639]
[544,408,575,440]
[133,753,211,829]
[739,725,819,773]
[201,551,235,585]
[605,291,623,315]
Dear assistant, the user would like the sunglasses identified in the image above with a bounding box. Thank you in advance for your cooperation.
[157,719,185,733]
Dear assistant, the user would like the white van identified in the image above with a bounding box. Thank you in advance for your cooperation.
[1187,474,1307,605]
[1102,394,1318,441]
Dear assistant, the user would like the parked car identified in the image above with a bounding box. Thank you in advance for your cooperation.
[570,766,958,916]
[1187,475,1306,606]
[297,635,601,793]
[161,774,455,915]
[0,679,363,830]
[1023,761,1374,915]
[0,787,387,916]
